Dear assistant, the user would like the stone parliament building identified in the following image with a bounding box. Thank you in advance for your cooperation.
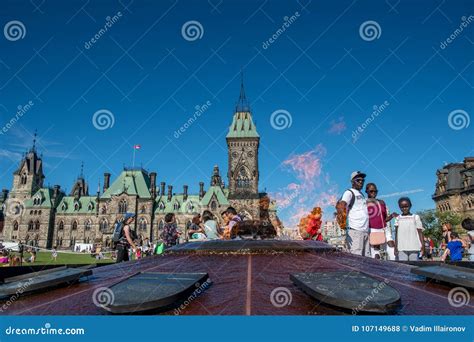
[433,157,474,222]
[0,84,282,249]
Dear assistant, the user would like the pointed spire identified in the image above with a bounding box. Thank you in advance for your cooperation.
[236,69,250,112]
[31,129,37,153]
[79,161,84,179]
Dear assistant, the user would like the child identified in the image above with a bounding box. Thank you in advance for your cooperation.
[394,197,424,261]
[161,213,180,247]
[441,232,466,262]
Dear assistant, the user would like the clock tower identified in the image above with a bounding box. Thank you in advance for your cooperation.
[226,76,260,218]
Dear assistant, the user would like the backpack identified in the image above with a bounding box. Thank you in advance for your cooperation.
[336,189,355,211]
[112,221,124,243]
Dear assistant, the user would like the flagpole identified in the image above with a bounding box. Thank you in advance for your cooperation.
[132,147,136,168]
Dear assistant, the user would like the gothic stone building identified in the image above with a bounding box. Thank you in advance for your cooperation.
[0,85,281,249]
[433,157,474,221]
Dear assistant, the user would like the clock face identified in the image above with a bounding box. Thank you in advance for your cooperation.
[247,151,253,157]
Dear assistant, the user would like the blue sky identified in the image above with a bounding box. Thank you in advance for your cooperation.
[0,0,473,226]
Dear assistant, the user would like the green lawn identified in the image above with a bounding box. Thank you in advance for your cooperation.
[11,250,114,266]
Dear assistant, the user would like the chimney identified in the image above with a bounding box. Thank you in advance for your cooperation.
[199,182,205,199]
[183,185,188,201]
[150,172,157,198]
[160,182,165,197]
[53,185,60,199]
[2,189,9,201]
[167,185,173,201]
[103,173,111,192]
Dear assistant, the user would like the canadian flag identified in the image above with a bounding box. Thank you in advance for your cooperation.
[133,145,141,150]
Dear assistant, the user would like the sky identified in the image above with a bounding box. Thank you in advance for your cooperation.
[0,0,473,227]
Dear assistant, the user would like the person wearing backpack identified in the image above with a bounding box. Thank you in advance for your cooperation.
[114,213,137,263]
[336,171,370,257]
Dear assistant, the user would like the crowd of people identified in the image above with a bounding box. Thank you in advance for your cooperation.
[113,207,243,263]
[335,171,474,261]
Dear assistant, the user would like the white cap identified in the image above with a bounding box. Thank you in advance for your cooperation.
[350,171,366,181]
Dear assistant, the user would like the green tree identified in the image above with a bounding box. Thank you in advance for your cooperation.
[417,209,462,245]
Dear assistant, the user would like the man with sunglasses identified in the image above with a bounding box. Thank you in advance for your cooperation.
[338,171,370,256]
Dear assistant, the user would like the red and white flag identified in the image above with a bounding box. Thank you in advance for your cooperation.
[133,144,141,150]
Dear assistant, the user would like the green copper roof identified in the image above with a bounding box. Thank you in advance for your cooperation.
[201,186,229,206]
[102,169,152,199]
[154,186,229,214]
[24,188,57,208]
[226,111,259,138]
[57,196,96,214]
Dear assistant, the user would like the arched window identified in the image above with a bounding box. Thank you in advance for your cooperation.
[74,202,80,211]
[88,202,94,211]
[139,218,147,230]
[34,220,40,231]
[158,202,165,211]
[101,205,107,214]
[174,202,180,211]
[140,205,146,213]
[100,219,108,232]
[72,220,78,230]
[186,202,196,213]
[236,166,250,188]
[28,221,34,231]
[13,221,19,231]
[21,173,27,185]
[58,221,64,230]
[38,210,41,215]
[85,220,92,230]
[210,200,217,211]
[118,199,127,214]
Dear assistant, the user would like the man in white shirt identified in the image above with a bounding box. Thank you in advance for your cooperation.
[338,171,370,257]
